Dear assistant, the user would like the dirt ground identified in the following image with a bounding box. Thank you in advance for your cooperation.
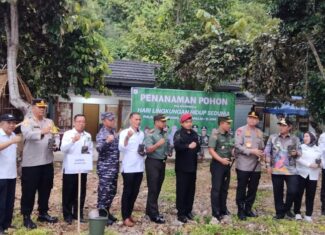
[10,159,325,235]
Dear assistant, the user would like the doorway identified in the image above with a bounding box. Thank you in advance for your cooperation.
[83,104,99,141]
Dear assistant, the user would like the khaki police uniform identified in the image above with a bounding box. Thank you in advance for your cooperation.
[20,115,56,217]
[235,125,264,217]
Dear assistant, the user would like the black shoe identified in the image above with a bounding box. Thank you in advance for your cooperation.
[108,212,117,222]
[186,212,195,220]
[213,213,223,221]
[285,210,295,219]
[37,213,58,223]
[245,210,257,217]
[0,227,7,235]
[237,211,247,221]
[72,215,86,223]
[322,210,325,216]
[273,214,285,220]
[23,216,37,229]
[177,215,188,223]
[221,210,231,216]
[150,216,165,224]
[64,216,73,225]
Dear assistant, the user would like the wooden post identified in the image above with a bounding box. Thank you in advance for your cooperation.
[77,172,81,234]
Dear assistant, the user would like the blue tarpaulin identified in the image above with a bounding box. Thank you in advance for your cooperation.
[263,103,308,116]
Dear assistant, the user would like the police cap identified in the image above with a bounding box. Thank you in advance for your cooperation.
[0,113,18,122]
[32,98,47,107]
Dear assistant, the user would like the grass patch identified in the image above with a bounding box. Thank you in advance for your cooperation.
[254,188,273,213]
[186,224,254,235]
[13,228,53,235]
[160,168,176,203]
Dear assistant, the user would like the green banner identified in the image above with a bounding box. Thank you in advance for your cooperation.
[131,88,235,135]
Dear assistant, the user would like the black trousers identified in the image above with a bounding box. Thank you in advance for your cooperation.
[21,163,54,216]
[294,175,317,216]
[176,171,196,217]
[0,179,16,230]
[236,169,261,211]
[62,173,87,219]
[145,158,166,218]
[210,160,231,217]
[321,169,325,211]
[271,174,299,216]
[121,172,143,220]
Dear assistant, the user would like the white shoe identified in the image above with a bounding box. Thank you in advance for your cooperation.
[304,216,312,222]
[295,214,302,220]
[210,217,220,225]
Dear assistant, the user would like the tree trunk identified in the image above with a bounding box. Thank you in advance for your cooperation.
[307,35,325,80]
[5,0,30,115]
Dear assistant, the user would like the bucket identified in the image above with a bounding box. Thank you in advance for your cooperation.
[88,209,108,235]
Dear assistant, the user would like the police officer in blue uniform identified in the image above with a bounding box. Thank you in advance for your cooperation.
[96,112,119,225]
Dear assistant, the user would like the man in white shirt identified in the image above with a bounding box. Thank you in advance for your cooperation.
[0,114,21,235]
[319,131,325,215]
[118,112,145,227]
[60,114,93,224]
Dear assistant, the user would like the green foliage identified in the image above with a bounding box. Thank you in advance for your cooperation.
[245,0,325,124]
[245,34,307,102]
[0,0,111,100]
[227,1,280,42]
[99,0,278,93]
[272,0,325,36]
[174,34,251,91]
[307,72,325,124]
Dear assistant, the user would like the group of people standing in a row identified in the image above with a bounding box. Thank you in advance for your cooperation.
[1,98,325,234]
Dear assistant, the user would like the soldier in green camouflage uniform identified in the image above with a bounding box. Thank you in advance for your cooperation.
[208,116,234,222]
[144,114,171,224]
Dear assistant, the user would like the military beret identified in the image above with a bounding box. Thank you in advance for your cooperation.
[218,116,232,124]
[32,98,47,107]
[0,113,17,122]
[101,112,115,121]
[201,126,207,130]
[154,113,169,122]
[192,125,198,128]
[180,113,192,123]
